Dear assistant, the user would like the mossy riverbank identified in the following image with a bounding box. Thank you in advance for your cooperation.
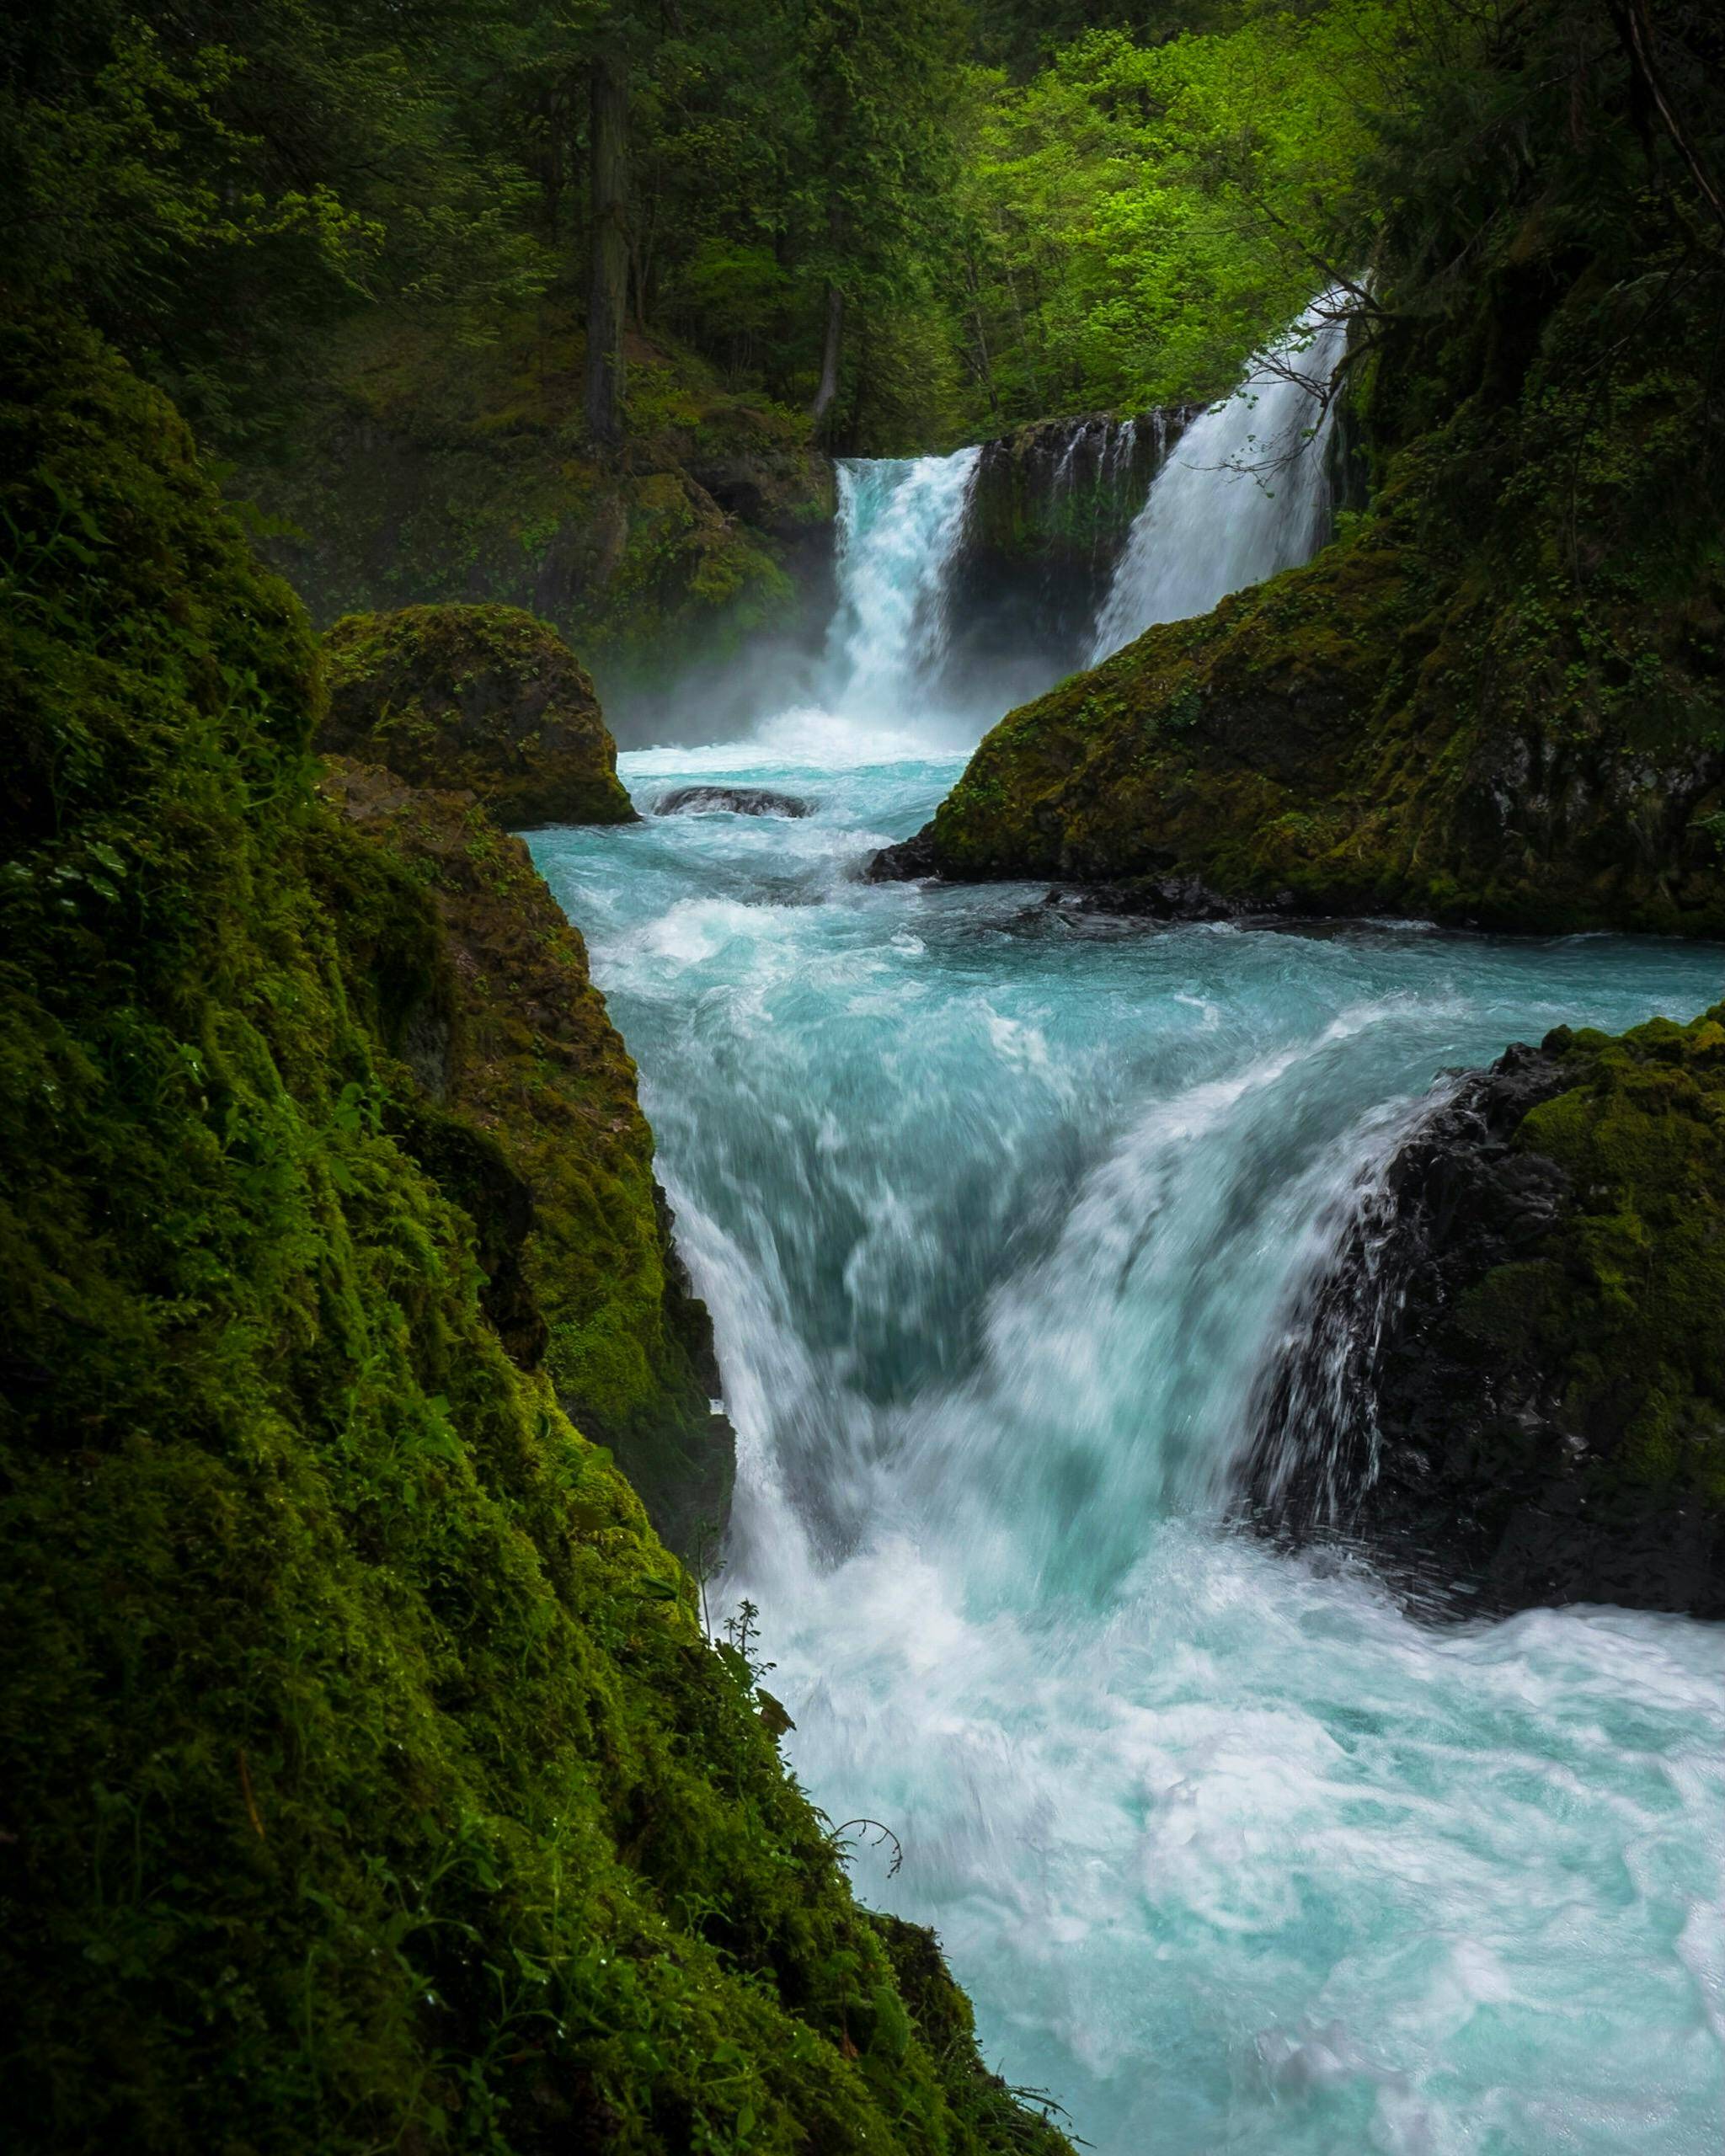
[0,311,1072,2156]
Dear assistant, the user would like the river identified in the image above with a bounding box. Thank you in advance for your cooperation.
[531,346,1725,2155]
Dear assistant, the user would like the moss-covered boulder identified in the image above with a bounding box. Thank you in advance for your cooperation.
[0,313,1072,2156]
[323,601,635,827]
[1246,1011,1725,1616]
[890,23,1725,937]
[320,759,732,1550]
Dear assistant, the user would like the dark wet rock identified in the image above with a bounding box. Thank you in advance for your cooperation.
[866,828,943,881]
[654,785,812,818]
[1041,875,1264,923]
[940,407,1194,699]
[1242,1020,1725,1618]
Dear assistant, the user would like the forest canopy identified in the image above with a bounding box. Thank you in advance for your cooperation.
[4,0,1722,453]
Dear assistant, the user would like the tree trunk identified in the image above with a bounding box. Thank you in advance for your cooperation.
[810,281,844,430]
[584,54,628,451]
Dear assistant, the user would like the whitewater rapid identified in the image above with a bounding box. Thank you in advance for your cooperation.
[534,744,1725,2156]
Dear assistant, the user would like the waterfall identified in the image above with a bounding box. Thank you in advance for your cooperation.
[537,769,1725,2156]
[1089,291,1351,663]
[825,449,980,717]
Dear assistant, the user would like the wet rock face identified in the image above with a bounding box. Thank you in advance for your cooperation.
[941,408,1194,692]
[323,603,635,828]
[653,785,812,818]
[1242,1027,1725,1618]
[865,829,942,882]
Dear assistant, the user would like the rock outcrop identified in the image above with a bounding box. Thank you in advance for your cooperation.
[319,760,734,1551]
[943,408,1192,689]
[654,784,813,817]
[1244,1015,1725,1616]
[322,601,635,827]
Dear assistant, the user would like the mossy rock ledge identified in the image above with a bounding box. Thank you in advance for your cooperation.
[1244,1011,1725,1617]
[323,602,636,829]
[318,757,733,1552]
[1,311,1074,2156]
[876,499,1725,935]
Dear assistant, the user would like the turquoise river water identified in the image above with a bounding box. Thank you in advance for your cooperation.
[533,720,1725,2156]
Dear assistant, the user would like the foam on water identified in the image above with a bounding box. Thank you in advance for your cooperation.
[533,750,1725,2156]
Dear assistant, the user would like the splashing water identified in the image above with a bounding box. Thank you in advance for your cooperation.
[826,450,981,718]
[534,750,1725,2156]
[1090,292,1351,661]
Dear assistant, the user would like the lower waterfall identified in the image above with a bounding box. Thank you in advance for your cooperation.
[533,760,1725,2156]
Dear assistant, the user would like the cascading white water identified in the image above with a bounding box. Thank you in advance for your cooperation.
[1089,291,1351,662]
[825,449,981,716]
[536,772,1725,2156]
[526,284,1723,2156]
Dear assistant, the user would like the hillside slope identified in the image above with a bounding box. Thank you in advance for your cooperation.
[237,309,836,695]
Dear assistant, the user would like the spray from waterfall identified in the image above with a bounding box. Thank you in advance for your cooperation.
[1089,291,1351,662]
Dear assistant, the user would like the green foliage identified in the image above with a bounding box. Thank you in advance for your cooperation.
[922,0,1725,932]
[236,303,823,668]
[1461,1008,1725,1508]
[0,0,1412,469]
[0,0,550,442]
[0,310,1072,2156]
[951,3,1388,424]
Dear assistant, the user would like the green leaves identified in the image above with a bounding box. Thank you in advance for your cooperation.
[954,3,1394,423]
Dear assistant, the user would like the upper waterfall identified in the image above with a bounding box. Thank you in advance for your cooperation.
[1089,291,1351,663]
[825,449,981,717]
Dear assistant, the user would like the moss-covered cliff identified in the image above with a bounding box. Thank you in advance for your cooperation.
[319,760,732,1551]
[323,604,634,829]
[889,10,1725,935]
[235,307,836,692]
[0,313,1071,2156]
[1247,1010,1725,1615]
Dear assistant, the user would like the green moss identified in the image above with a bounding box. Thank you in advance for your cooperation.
[320,761,731,1551]
[323,603,634,829]
[1457,1007,1725,1511]
[0,313,1071,2156]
